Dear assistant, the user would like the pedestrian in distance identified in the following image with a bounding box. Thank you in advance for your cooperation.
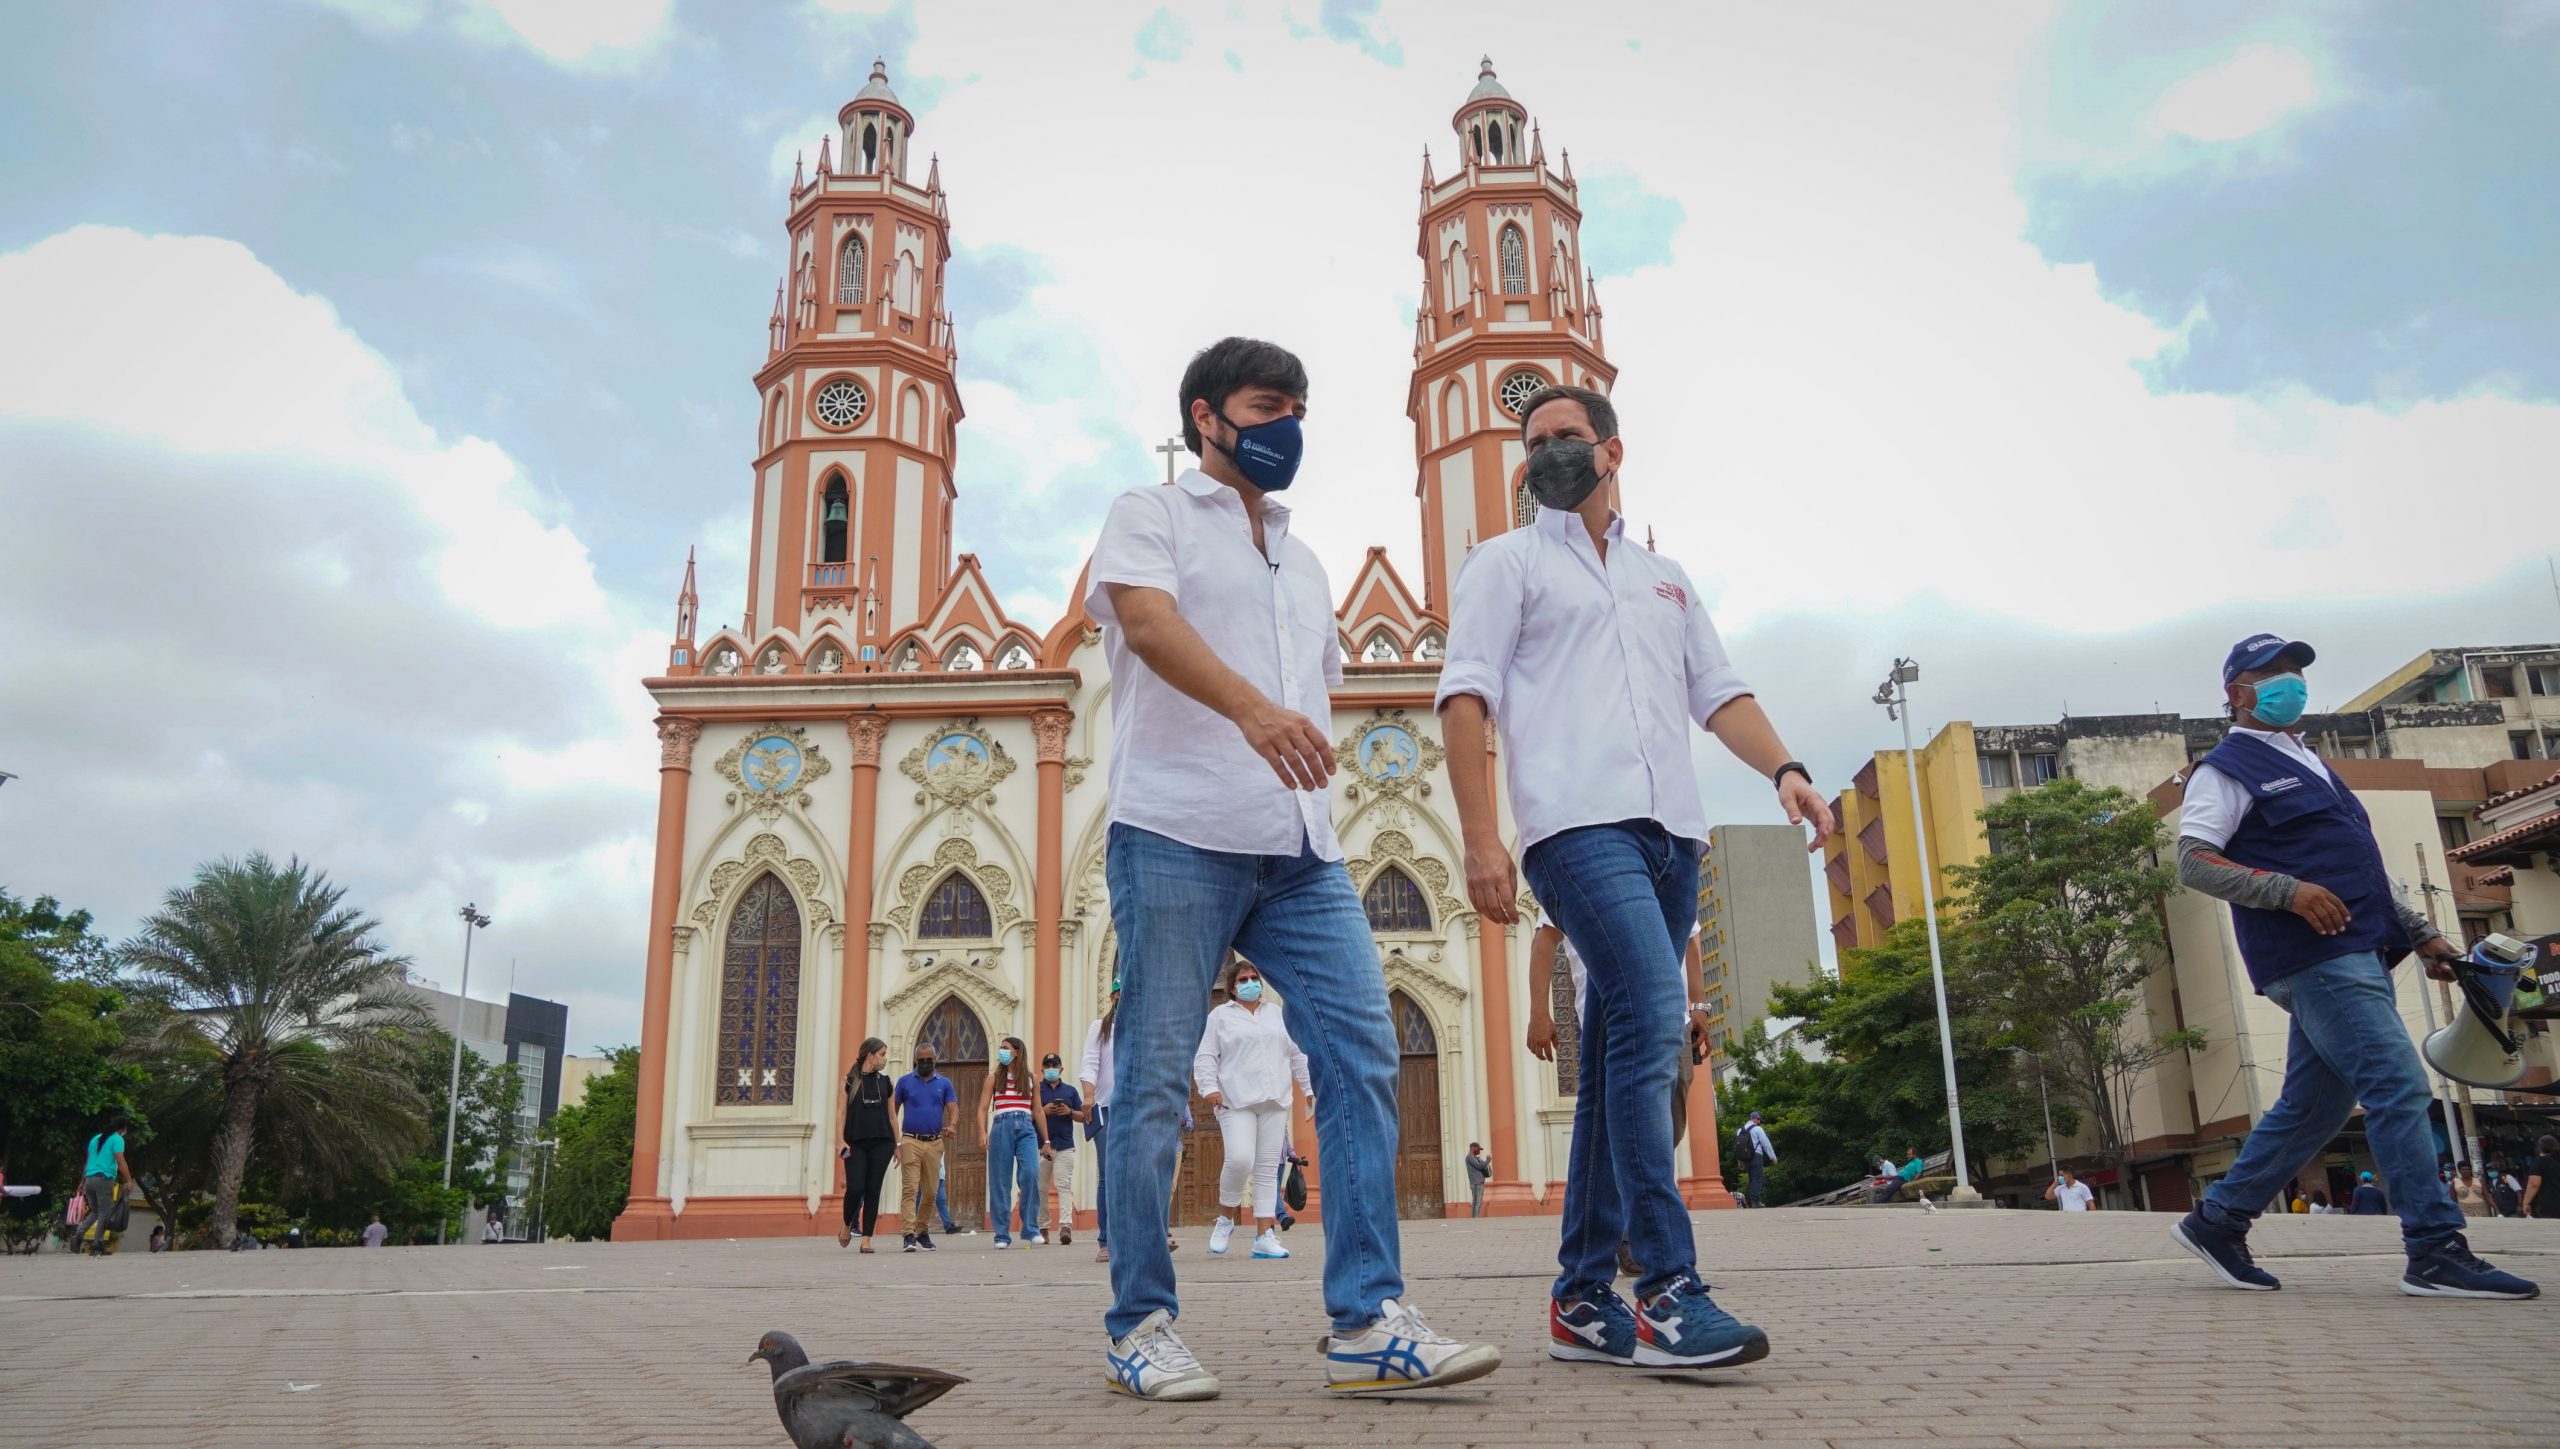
[1080,980,1120,1263]
[2349,1171,2388,1216]
[1193,957,1313,1261]
[1441,382,1834,1372]
[2307,1190,2335,1215]
[75,1113,138,1258]
[1465,1143,1490,1218]
[1083,337,1502,1400]
[148,1224,166,1253]
[361,1213,388,1247]
[2451,1164,2489,1220]
[893,1047,959,1253]
[983,1034,1045,1248]
[2524,1136,2560,1219]
[1038,1051,1087,1247]
[2046,1167,2096,1212]
[1733,1113,1777,1209]
[839,1037,897,1252]
[2167,633,2534,1299]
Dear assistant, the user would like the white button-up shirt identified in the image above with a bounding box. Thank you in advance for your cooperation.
[1435,507,1751,852]
[1191,998,1314,1111]
[1087,469,1345,860]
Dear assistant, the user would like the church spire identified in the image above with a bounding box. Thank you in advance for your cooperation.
[670,546,699,669]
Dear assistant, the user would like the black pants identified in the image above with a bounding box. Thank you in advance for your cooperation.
[1745,1160,1765,1207]
[843,1138,895,1235]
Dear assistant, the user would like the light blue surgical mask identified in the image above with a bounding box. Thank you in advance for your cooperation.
[1042,1067,1061,1084]
[2248,673,2309,728]
[996,1047,1014,1065]
[1234,979,1264,1003]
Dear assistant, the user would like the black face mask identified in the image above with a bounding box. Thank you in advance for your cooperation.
[916,1060,937,1077]
[1525,438,1608,511]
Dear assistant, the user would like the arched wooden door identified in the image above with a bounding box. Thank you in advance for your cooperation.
[1172,962,1236,1226]
[916,996,989,1231]
[1391,991,1444,1219]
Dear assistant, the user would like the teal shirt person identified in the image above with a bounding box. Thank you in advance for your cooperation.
[1897,1156,1925,1183]
[85,1131,125,1178]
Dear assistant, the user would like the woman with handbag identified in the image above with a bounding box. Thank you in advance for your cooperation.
[1192,958,1313,1260]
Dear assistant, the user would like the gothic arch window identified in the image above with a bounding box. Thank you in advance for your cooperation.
[1439,379,1468,438]
[820,473,850,564]
[895,249,923,313]
[1498,225,1528,294]
[918,871,993,939]
[767,391,788,449]
[943,639,983,671]
[1392,990,1438,1056]
[916,994,988,1064]
[1547,936,1580,1096]
[1514,472,1537,528]
[861,120,879,174]
[716,874,803,1105]
[1444,239,1466,308]
[1470,121,1483,162]
[898,384,927,446]
[1364,866,1433,934]
[838,233,867,304]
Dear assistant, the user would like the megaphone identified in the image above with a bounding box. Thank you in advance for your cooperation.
[2421,934,2535,1089]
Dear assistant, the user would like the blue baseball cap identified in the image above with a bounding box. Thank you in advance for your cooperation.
[2222,633,2316,685]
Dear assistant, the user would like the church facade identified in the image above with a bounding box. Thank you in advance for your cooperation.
[614,59,1731,1240]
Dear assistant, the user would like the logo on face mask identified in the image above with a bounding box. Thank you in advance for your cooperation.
[1212,410,1304,492]
[1524,438,1606,511]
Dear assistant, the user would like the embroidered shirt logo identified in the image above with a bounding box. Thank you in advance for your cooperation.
[2260,776,2304,793]
[1653,581,1688,610]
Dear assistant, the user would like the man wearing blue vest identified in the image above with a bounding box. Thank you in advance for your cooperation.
[2168,633,2535,1300]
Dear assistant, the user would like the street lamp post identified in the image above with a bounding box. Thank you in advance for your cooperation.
[532,1138,558,1245]
[1873,658,1981,1202]
[438,903,492,1245]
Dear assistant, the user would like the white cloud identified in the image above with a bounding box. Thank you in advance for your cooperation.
[0,225,660,1048]
[2150,43,2323,143]
[301,0,674,69]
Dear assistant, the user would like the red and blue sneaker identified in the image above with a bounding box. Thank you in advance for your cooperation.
[1549,1287,1638,1365]
[1633,1276,1769,1369]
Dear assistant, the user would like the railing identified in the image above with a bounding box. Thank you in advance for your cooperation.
[808,562,849,587]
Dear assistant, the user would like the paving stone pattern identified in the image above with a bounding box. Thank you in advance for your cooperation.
[4,1209,2556,1447]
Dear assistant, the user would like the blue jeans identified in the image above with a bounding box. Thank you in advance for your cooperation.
[1523,820,1701,1300]
[2200,950,2464,1255]
[988,1112,1042,1242]
[1102,824,1405,1338]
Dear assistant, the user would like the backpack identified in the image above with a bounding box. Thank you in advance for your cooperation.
[1734,1125,1761,1166]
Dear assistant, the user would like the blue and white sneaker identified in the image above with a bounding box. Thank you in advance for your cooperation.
[1324,1297,1502,1392]
[2402,1236,2539,1300]
[1104,1310,1221,1401]
[2170,1210,2279,1291]
[1251,1229,1289,1259]
[1633,1276,1769,1368]
[1549,1287,1637,1365]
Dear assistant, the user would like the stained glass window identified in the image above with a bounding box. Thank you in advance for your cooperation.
[716,874,802,1106]
[1363,867,1432,934]
[917,995,988,1064]
[919,872,992,939]
[1498,225,1528,295]
[838,233,867,303]
[1392,991,1437,1057]
[1549,940,1580,1096]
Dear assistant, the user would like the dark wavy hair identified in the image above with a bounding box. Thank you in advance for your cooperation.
[1178,336,1308,454]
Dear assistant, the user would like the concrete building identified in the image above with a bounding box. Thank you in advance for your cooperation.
[558,1054,614,1112]
[2343,644,2560,763]
[1694,825,1823,1076]
[617,61,1738,1241]
[399,980,568,1234]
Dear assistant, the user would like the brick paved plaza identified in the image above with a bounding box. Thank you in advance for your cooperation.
[6,1208,2557,1448]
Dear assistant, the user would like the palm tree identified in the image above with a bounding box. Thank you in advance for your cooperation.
[118,854,434,1247]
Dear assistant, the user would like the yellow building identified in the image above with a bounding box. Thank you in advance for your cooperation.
[1821,721,1991,960]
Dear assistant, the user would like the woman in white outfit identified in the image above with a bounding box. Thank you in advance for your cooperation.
[1193,958,1313,1259]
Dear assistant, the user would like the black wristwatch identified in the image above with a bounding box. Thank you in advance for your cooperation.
[1773,761,1812,791]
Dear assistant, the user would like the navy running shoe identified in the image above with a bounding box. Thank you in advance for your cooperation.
[1632,1276,1768,1369]
[2403,1236,2538,1300]
[1549,1287,1637,1365]
[2170,1210,2278,1291]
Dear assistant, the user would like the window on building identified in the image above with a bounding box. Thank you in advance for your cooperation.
[820,475,849,563]
[2439,814,2472,851]
[716,874,802,1106]
[2023,753,2059,785]
[2530,664,2560,696]
[2514,731,2544,761]
[2485,667,2519,699]
[1498,224,1529,295]
[1978,752,2015,788]
[1363,866,1433,934]
[918,872,992,939]
[837,233,866,304]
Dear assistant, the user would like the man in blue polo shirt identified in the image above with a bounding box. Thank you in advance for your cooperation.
[893,1050,958,1253]
[2168,633,2534,1300]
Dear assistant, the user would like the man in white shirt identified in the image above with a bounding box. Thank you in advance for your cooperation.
[1438,384,1832,1373]
[2046,1167,2096,1212]
[1086,337,1501,1402]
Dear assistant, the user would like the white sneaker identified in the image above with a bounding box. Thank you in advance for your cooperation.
[1252,1229,1289,1259]
[1106,1309,1221,1401]
[1031,1230,1048,1245]
[994,1238,1010,1250]
[1207,1215,1236,1256]
[1323,1297,1503,1393]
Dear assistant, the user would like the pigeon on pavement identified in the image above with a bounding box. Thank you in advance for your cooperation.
[747,1330,967,1449]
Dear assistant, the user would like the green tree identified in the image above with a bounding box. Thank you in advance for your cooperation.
[116,854,434,1247]
[1720,919,2061,1202]
[1951,778,2200,1197]
[0,893,146,1248]
[543,1045,637,1241]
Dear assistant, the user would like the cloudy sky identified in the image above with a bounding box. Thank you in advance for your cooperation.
[4,1,2557,1049]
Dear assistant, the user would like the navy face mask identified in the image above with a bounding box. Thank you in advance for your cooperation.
[1212,409,1304,492]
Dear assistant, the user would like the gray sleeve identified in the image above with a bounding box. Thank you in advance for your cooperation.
[2177,835,2299,912]
[2393,899,2442,947]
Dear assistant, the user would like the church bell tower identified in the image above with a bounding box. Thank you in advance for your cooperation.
[743,59,963,664]
[1406,57,1614,613]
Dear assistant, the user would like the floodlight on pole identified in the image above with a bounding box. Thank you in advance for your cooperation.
[1873,657,1981,1203]
[438,903,492,1244]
